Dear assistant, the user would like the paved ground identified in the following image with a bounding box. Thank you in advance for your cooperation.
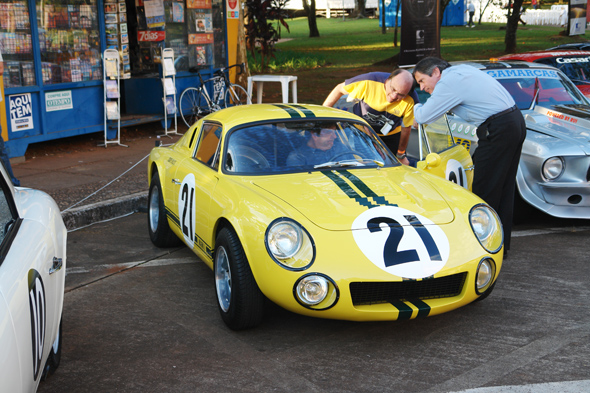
[36,212,590,393]
[11,122,185,229]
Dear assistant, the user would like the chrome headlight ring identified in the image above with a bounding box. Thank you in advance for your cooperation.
[475,257,497,295]
[469,204,504,254]
[293,273,339,310]
[542,156,564,181]
[265,217,316,271]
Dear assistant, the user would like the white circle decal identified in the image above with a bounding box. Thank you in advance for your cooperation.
[445,159,468,189]
[352,206,450,279]
[178,173,196,248]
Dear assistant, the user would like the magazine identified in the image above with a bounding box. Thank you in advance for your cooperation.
[164,96,176,114]
[105,80,119,98]
[106,101,120,119]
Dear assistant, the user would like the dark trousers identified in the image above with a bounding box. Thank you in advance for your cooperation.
[380,131,401,154]
[472,109,526,251]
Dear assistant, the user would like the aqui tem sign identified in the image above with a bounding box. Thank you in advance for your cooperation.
[45,90,73,112]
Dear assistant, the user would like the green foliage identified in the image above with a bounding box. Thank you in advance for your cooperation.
[271,17,588,70]
[244,0,290,72]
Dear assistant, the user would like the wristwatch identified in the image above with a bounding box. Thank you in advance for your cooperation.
[396,151,407,160]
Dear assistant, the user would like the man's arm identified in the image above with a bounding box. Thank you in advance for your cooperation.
[397,126,410,165]
[323,82,347,107]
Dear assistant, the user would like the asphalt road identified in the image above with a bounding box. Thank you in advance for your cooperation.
[38,211,590,393]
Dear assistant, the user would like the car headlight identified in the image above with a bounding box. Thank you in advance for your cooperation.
[294,274,339,309]
[469,204,503,253]
[476,258,496,294]
[542,157,564,181]
[265,218,315,270]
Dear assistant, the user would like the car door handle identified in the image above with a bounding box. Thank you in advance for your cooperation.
[172,179,181,185]
[49,257,63,274]
[465,165,475,171]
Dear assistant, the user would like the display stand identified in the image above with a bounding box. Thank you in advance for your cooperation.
[101,49,127,148]
[161,48,180,137]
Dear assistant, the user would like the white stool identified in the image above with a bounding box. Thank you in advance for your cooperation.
[247,75,298,104]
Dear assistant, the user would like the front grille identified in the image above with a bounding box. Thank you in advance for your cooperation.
[350,273,467,306]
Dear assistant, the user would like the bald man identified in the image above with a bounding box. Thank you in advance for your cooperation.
[323,69,417,164]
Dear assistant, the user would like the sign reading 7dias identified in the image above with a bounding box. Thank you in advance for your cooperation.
[45,90,73,112]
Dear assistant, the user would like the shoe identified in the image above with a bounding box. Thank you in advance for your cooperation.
[471,25,475,28]
[465,25,469,27]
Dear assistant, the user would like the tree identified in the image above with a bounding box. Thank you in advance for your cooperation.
[353,0,367,18]
[476,0,499,24]
[302,0,320,37]
[504,0,525,53]
[244,0,290,71]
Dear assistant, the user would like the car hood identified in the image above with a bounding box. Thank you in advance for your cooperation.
[252,167,455,230]
[524,105,590,154]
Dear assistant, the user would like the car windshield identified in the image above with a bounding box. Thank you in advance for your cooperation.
[224,120,398,174]
[483,68,589,110]
[536,56,590,83]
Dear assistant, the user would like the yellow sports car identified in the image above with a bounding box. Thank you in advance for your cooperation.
[147,104,503,330]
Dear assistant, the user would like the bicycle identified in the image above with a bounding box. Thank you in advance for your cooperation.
[179,63,251,127]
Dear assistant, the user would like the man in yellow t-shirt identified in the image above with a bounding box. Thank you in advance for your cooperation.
[323,69,417,165]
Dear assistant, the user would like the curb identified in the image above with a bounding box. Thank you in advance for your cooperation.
[61,191,148,230]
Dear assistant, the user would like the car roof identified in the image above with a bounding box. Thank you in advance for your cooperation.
[449,59,559,71]
[499,50,590,62]
[547,42,590,50]
[201,103,367,131]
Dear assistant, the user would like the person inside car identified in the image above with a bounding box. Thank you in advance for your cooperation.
[286,124,352,167]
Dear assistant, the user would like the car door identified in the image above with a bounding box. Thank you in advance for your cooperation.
[0,166,61,391]
[172,122,222,257]
[413,114,475,191]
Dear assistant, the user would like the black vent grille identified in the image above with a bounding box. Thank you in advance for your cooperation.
[350,273,467,306]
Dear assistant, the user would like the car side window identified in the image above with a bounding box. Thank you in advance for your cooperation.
[0,186,16,247]
[194,123,222,169]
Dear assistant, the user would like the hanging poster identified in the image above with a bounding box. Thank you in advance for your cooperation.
[10,93,34,131]
[172,2,184,22]
[399,0,440,66]
[227,0,238,19]
[187,0,211,9]
[144,0,165,28]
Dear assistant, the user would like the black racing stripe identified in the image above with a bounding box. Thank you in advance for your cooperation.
[166,207,180,227]
[339,170,378,197]
[390,300,414,321]
[323,171,361,198]
[408,299,431,318]
[371,196,397,207]
[273,104,302,118]
[289,104,316,118]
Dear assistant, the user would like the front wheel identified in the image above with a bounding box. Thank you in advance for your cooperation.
[179,87,211,127]
[148,173,182,247]
[41,318,62,380]
[214,227,265,330]
[224,84,250,107]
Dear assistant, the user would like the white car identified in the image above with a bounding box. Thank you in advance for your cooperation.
[0,162,67,391]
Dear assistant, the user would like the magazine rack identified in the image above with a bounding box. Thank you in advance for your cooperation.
[161,48,180,137]
[101,49,127,148]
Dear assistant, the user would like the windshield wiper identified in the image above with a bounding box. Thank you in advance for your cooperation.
[313,159,383,169]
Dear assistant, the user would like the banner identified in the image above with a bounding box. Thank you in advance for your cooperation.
[569,0,587,36]
[400,0,440,66]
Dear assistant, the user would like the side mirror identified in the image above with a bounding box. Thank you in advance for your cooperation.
[425,153,442,169]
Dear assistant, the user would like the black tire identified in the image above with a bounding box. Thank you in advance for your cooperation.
[148,173,182,247]
[224,84,250,107]
[41,318,62,381]
[214,227,265,330]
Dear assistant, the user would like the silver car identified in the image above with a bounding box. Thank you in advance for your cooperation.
[415,61,590,220]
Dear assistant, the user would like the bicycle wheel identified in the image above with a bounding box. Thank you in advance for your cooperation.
[224,84,250,108]
[179,87,212,127]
